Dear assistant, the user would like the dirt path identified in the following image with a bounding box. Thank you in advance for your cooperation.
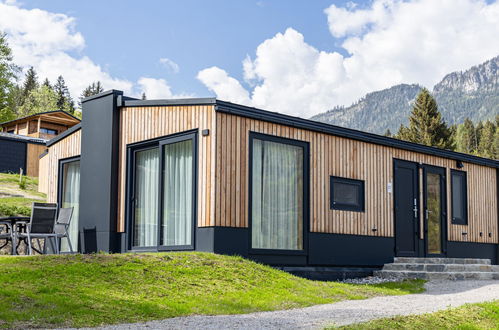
[89,280,499,329]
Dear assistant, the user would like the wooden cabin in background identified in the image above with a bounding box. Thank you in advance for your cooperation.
[40,90,499,267]
[0,110,80,177]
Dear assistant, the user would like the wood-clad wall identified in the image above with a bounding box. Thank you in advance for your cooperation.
[26,143,46,177]
[215,112,498,244]
[45,130,81,203]
[117,105,216,232]
[38,153,49,194]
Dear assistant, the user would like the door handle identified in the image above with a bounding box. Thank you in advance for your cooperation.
[413,198,418,219]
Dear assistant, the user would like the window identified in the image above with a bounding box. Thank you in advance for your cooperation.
[330,176,365,212]
[250,133,308,251]
[59,158,80,252]
[7,130,14,134]
[129,131,196,250]
[40,128,58,135]
[451,170,467,225]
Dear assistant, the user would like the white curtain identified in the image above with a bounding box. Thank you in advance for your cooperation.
[162,140,193,246]
[61,160,80,252]
[251,139,303,250]
[134,148,159,247]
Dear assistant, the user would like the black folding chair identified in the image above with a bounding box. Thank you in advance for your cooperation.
[54,207,74,253]
[15,202,58,255]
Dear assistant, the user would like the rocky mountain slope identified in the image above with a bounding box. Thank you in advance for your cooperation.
[311,56,499,134]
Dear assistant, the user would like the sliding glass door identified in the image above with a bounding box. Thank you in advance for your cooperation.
[130,132,196,250]
[59,158,80,252]
[250,132,308,252]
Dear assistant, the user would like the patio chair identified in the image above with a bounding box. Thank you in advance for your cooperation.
[53,207,74,253]
[15,202,58,255]
[0,220,13,251]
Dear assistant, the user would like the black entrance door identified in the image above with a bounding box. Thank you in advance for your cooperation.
[423,165,447,257]
[394,159,420,257]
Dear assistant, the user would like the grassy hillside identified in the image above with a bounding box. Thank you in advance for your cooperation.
[0,173,46,216]
[0,252,424,328]
[340,300,499,329]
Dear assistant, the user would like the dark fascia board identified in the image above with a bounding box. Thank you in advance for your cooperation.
[0,110,81,126]
[0,133,47,145]
[81,89,124,103]
[121,97,217,108]
[46,123,82,147]
[214,100,499,169]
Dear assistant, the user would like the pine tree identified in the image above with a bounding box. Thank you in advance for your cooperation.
[455,118,478,154]
[396,88,453,149]
[477,120,496,159]
[42,78,51,88]
[53,75,74,113]
[21,67,38,103]
[383,129,392,137]
[78,81,104,108]
[141,92,146,100]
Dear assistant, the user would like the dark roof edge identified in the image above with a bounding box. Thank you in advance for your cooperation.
[46,123,82,147]
[215,100,499,169]
[81,89,124,103]
[121,97,217,107]
[0,134,47,145]
[0,110,81,126]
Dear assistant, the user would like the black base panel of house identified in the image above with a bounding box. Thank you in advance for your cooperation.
[278,266,381,281]
[308,233,395,266]
[447,241,498,264]
[0,138,26,174]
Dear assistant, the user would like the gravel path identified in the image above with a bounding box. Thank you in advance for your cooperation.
[88,280,499,330]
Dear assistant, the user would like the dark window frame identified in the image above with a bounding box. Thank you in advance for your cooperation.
[450,169,468,225]
[125,129,198,252]
[248,131,310,256]
[40,127,58,135]
[330,176,365,212]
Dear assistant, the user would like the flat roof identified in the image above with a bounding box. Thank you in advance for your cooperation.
[0,132,47,145]
[119,97,499,169]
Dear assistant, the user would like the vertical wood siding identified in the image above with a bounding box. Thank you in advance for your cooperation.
[215,113,498,244]
[26,143,46,177]
[117,105,216,232]
[45,130,81,203]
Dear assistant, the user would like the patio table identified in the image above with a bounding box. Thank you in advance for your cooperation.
[0,216,30,255]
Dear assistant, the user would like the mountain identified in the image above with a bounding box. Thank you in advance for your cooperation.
[311,56,499,134]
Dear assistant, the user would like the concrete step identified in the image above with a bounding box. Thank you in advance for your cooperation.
[393,257,491,265]
[383,263,494,272]
[374,270,499,281]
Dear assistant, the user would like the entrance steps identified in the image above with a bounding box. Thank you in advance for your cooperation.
[374,257,499,280]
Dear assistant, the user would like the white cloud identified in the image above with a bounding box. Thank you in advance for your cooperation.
[198,0,499,118]
[0,1,185,102]
[197,66,251,105]
[159,57,180,74]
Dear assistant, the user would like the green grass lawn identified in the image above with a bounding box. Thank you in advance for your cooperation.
[0,252,425,328]
[0,173,46,216]
[339,300,499,329]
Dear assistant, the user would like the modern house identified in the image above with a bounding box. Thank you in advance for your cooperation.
[0,111,80,177]
[40,90,499,267]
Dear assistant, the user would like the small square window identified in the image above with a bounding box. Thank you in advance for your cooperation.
[330,176,365,212]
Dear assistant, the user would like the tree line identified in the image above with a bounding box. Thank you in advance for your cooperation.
[384,88,498,160]
[0,32,104,123]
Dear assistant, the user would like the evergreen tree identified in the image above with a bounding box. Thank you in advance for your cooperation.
[141,92,146,100]
[42,78,51,88]
[383,129,392,137]
[477,120,496,159]
[494,125,499,160]
[78,81,104,108]
[455,118,478,154]
[21,66,38,103]
[53,75,74,113]
[396,88,453,149]
[0,32,19,123]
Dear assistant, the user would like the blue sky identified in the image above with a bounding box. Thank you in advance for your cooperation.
[2,0,499,117]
